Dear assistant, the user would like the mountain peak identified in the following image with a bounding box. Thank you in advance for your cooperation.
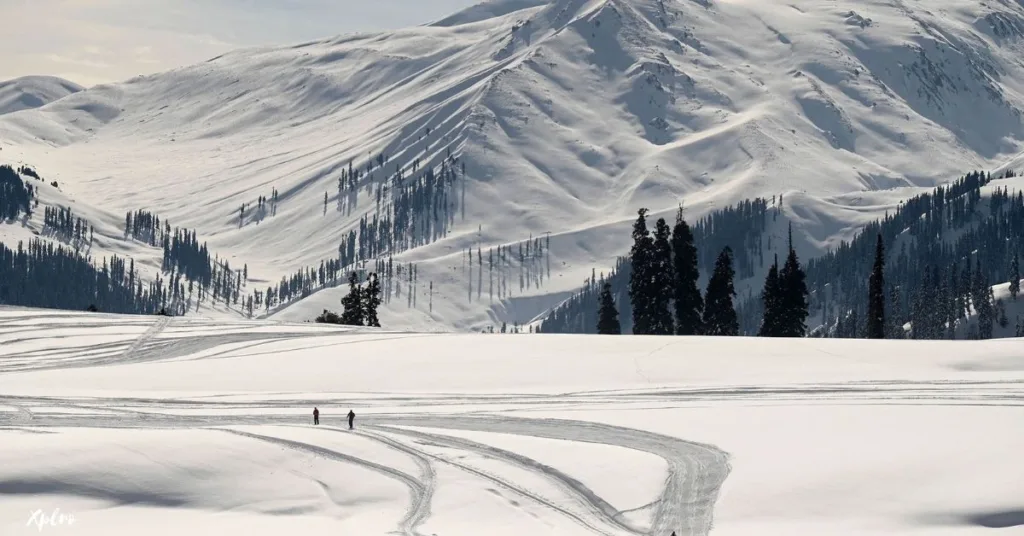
[0,75,83,115]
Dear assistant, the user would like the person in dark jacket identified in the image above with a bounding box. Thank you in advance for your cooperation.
[347,409,355,429]
[313,407,319,425]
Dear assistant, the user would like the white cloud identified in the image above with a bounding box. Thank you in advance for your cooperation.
[0,0,480,86]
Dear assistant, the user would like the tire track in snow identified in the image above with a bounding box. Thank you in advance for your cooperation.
[216,428,431,536]
[120,316,171,360]
[315,425,438,529]
[366,423,646,535]
[371,415,730,536]
[358,426,623,536]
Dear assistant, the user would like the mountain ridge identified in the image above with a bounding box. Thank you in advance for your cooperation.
[2,0,1024,331]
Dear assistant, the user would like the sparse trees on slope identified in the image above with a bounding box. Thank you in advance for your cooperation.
[628,208,655,334]
[758,256,781,337]
[866,233,885,339]
[702,247,738,336]
[671,206,703,335]
[650,218,674,334]
[597,283,621,334]
[341,272,364,326]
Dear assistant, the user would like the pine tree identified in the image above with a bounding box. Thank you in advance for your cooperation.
[341,272,364,326]
[671,206,703,335]
[597,283,621,334]
[702,247,738,336]
[363,273,382,327]
[650,218,674,334]
[1009,252,1020,300]
[978,285,994,339]
[758,255,781,336]
[866,233,885,339]
[972,257,986,314]
[887,286,905,339]
[628,208,655,334]
[778,225,809,337]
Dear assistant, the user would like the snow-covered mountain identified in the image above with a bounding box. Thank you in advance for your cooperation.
[3,0,1024,331]
[0,76,83,116]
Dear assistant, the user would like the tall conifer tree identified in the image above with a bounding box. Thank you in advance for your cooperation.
[341,272,364,326]
[597,282,621,334]
[650,218,674,334]
[1009,252,1020,300]
[628,209,655,334]
[778,224,809,337]
[702,247,739,336]
[758,255,781,336]
[364,273,382,327]
[671,206,703,335]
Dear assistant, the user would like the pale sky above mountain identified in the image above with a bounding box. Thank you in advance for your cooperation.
[0,0,480,87]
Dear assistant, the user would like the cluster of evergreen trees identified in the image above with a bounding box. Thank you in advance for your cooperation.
[125,210,165,245]
[161,228,212,286]
[126,209,248,316]
[0,239,167,314]
[316,272,383,327]
[0,165,34,220]
[539,197,774,334]
[546,169,1024,340]
[592,206,810,337]
[594,207,776,336]
[756,226,809,337]
[43,206,93,249]
[797,170,1022,339]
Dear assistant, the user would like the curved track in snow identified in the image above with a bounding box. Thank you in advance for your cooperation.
[2,312,1023,535]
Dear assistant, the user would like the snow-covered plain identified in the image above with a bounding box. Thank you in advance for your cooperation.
[1,307,1022,535]
[4,0,1024,331]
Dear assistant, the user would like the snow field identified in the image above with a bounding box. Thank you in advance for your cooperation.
[0,308,1021,535]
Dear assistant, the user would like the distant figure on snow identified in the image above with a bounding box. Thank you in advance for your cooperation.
[348,409,355,430]
[313,407,320,425]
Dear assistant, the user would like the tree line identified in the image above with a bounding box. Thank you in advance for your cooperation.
[545,168,1024,340]
[0,238,169,314]
[797,170,1022,339]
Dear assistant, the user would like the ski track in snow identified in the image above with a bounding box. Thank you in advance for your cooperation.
[217,428,434,536]
[2,314,1024,535]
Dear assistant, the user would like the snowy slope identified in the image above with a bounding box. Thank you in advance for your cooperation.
[0,307,1022,535]
[0,76,83,116]
[3,0,1024,331]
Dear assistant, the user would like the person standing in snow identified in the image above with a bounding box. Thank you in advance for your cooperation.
[313,407,320,425]
[347,409,355,430]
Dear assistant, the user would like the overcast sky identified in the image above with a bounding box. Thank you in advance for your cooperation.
[0,0,480,87]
